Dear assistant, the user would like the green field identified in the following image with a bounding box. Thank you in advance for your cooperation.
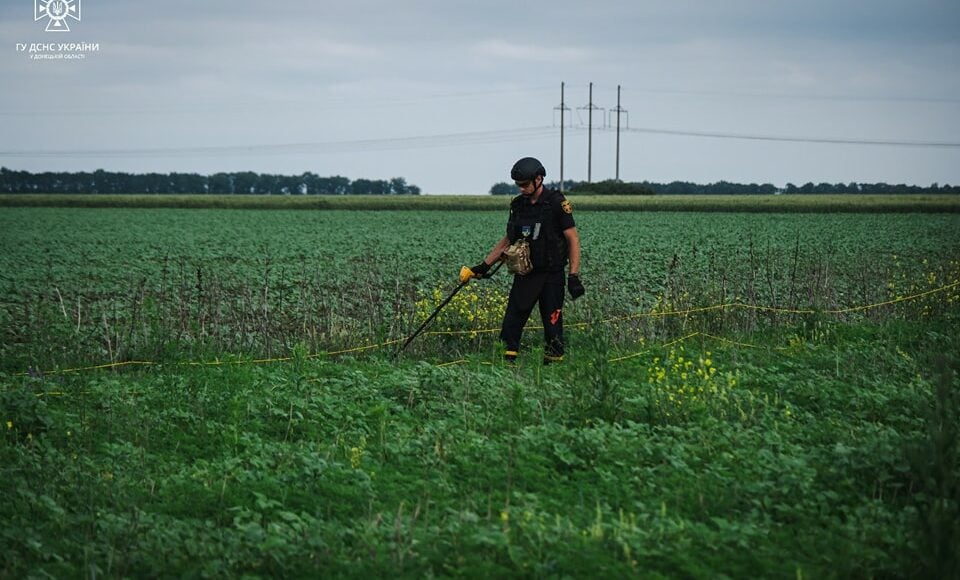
[3,192,960,212]
[2,203,959,577]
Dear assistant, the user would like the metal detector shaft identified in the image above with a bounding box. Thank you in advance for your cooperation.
[398,281,468,354]
[397,261,503,355]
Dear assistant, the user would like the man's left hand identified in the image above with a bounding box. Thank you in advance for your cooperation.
[568,274,585,299]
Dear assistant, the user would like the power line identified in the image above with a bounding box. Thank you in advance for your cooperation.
[0,85,557,117]
[0,127,558,159]
[613,85,627,181]
[554,82,569,192]
[577,83,604,183]
[556,83,960,189]
[3,123,958,161]
[611,87,960,105]
[614,125,960,148]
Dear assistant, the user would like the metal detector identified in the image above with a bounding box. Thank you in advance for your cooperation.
[397,261,503,355]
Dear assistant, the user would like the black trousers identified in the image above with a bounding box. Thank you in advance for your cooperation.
[500,270,565,357]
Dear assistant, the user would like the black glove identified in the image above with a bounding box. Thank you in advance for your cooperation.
[568,274,585,299]
[471,261,491,277]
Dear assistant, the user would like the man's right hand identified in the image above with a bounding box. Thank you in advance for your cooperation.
[459,261,490,283]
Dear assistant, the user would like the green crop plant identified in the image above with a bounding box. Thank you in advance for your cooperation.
[1,201,959,577]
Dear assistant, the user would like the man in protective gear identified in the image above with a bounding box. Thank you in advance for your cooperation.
[460,157,584,364]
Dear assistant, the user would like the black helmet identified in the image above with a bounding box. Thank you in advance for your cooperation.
[511,157,546,181]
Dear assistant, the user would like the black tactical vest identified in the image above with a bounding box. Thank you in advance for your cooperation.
[507,190,568,272]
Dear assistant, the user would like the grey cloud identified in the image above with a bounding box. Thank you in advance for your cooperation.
[1,0,958,193]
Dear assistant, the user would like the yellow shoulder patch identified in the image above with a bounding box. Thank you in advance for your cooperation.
[561,200,573,214]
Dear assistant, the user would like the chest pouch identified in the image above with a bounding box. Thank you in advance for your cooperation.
[502,238,533,276]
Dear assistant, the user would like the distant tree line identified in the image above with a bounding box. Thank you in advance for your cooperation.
[490,179,959,195]
[0,168,421,195]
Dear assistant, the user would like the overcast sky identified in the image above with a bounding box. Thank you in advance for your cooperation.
[2,0,959,194]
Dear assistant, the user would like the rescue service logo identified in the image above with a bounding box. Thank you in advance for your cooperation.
[15,0,99,61]
[35,0,81,32]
